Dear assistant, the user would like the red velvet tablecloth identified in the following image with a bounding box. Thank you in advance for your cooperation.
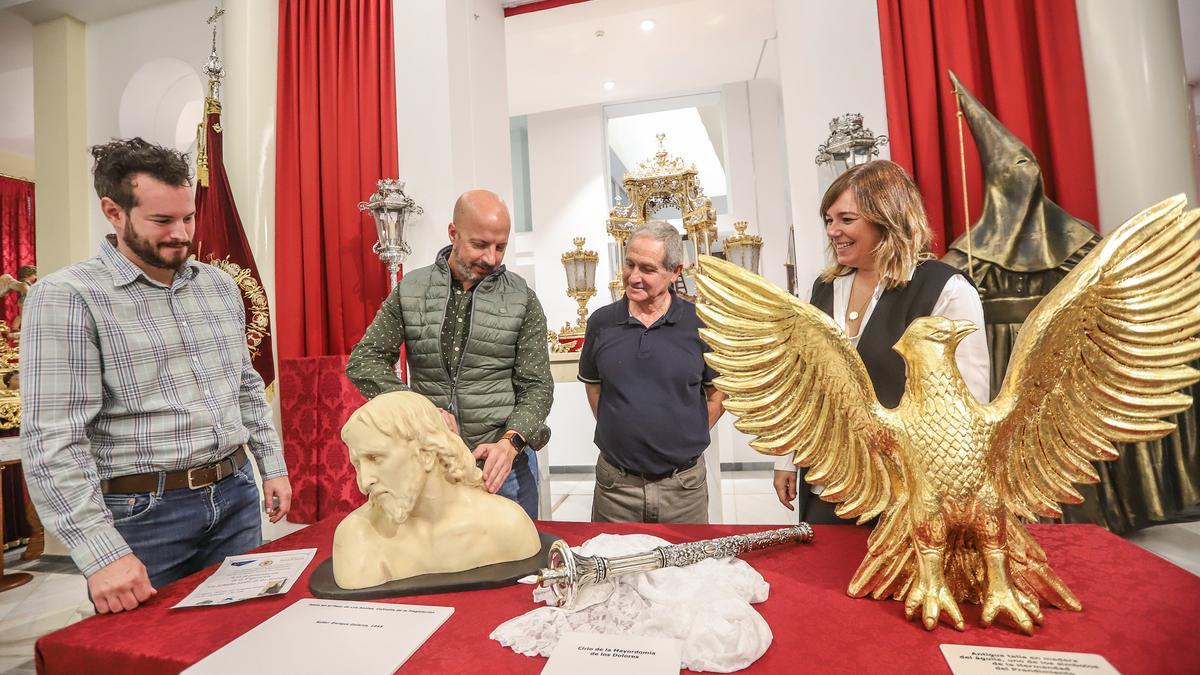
[36,521,1200,674]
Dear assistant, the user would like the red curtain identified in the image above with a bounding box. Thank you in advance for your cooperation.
[876,0,1099,254]
[0,176,35,328]
[275,0,399,358]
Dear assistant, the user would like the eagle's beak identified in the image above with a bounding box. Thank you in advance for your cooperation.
[951,320,978,340]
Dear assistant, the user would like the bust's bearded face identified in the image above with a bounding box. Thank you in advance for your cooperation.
[345,425,430,525]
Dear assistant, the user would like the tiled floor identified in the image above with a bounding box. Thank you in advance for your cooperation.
[2,471,1199,674]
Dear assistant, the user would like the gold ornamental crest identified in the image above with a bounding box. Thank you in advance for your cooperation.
[206,255,271,359]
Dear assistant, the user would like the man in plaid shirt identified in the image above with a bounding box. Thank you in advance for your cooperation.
[20,138,291,613]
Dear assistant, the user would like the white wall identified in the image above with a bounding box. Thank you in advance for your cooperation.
[1077,0,1198,231]
[84,0,212,248]
[719,79,792,292]
[395,0,514,269]
[525,103,609,467]
[0,9,35,163]
[773,0,891,293]
[526,104,611,339]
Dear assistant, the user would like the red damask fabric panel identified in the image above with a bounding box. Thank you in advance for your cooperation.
[275,0,400,358]
[279,355,366,523]
[0,176,35,327]
[877,0,1099,253]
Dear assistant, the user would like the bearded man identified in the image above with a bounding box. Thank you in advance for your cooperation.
[346,190,553,520]
[332,392,541,589]
[20,138,290,614]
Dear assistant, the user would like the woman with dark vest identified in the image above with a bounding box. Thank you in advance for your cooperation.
[772,160,990,524]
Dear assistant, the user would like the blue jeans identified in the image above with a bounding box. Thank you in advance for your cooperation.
[495,447,539,520]
[102,458,263,588]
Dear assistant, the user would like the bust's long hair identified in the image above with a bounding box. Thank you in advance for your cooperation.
[342,391,485,489]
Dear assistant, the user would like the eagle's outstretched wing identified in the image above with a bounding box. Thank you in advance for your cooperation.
[696,255,900,523]
[987,195,1200,519]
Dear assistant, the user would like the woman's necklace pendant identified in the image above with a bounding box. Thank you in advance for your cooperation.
[848,310,860,321]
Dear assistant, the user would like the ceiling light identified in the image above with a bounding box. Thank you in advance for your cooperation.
[603,81,616,90]
[640,19,655,32]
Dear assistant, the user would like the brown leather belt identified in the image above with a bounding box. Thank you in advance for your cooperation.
[100,447,249,494]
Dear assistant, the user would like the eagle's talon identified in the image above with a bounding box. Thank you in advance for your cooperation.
[905,576,963,631]
[982,585,1038,635]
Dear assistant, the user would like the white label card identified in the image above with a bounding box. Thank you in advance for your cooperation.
[542,632,682,675]
[941,644,1120,675]
[183,599,453,675]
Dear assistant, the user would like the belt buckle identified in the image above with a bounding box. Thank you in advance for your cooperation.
[187,466,211,490]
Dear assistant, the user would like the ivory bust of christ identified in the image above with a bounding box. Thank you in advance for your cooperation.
[332,391,541,590]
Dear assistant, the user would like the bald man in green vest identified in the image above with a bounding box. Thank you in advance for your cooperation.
[346,189,553,519]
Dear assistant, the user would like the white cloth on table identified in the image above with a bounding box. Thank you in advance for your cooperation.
[489,533,772,673]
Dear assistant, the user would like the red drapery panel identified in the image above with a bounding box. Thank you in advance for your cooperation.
[0,176,35,328]
[278,354,366,523]
[876,0,1099,254]
[275,0,399,358]
[194,105,276,388]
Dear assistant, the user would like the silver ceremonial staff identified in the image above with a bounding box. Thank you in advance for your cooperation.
[519,524,814,609]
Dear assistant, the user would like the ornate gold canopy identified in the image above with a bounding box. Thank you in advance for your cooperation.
[606,133,718,298]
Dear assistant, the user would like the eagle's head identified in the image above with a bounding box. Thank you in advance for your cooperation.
[893,316,977,368]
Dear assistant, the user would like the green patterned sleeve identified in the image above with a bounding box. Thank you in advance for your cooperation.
[345,286,411,399]
[505,288,554,448]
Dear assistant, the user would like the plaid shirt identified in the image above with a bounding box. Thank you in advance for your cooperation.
[19,236,286,575]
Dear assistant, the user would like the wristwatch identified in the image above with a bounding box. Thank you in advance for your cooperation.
[500,430,527,451]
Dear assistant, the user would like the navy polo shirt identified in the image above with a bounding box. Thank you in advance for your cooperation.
[577,295,718,475]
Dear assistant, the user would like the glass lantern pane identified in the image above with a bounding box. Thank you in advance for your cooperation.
[583,259,597,288]
[563,260,578,292]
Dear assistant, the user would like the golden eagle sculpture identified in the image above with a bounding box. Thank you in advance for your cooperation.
[696,195,1200,634]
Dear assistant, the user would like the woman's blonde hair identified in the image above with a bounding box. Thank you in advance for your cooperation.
[818,160,934,289]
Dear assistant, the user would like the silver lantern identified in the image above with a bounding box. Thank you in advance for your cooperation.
[359,179,423,291]
[814,113,888,176]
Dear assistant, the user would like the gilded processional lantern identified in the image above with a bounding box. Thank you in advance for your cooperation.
[553,238,599,352]
[606,133,718,301]
[722,221,763,274]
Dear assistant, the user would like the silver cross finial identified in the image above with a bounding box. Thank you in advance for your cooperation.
[206,6,225,52]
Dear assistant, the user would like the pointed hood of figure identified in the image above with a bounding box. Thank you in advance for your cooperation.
[947,71,1096,272]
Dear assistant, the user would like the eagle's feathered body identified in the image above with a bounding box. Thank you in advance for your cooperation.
[696,196,1200,633]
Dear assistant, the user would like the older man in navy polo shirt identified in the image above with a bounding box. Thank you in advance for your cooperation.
[578,221,726,523]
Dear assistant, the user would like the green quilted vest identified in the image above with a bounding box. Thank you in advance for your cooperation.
[397,248,547,449]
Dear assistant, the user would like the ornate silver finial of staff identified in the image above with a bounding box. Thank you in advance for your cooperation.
[203,6,226,99]
[519,524,813,609]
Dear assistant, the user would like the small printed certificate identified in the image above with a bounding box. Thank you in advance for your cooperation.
[183,599,453,674]
[173,548,317,608]
[543,632,683,675]
[941,644,1120,675]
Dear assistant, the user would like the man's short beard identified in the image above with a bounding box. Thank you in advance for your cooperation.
[449,249,491,284]
[123,218,190,270]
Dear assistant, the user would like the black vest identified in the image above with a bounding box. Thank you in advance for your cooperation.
[811,260,965,408]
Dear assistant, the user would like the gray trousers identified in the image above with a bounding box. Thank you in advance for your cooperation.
[592,453,709,524]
